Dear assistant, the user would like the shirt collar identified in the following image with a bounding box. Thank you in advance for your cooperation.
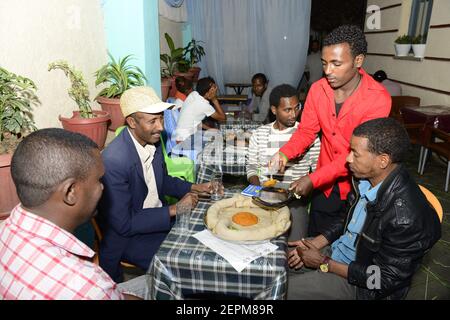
[358,179,382,202]
[9,205,94,258]
[128,127,156,164]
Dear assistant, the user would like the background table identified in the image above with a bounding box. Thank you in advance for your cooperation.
[402,105,450,132]
[146,190,288,300]
[217,95,248,105]
[225,83,251,95]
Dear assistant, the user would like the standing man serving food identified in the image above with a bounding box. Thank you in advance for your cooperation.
[270,25,391,238]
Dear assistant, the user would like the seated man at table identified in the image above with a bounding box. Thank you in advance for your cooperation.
[173,76,193,110]
[98,86,212,282]
[174,77,226,161]
[0,128,141,299]
[287,118,441,300]
[246,73,273,123]
[247,84,321,241]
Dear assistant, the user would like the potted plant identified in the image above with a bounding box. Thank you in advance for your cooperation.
[183,38,206,82]
[48,60,110,149]
[0,66,40,215]
[160,33,192,99]
[394,34,412,57]
[94,53,146,131]
[412,35,426,58]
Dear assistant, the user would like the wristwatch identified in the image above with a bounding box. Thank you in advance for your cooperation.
[319,256,331,273]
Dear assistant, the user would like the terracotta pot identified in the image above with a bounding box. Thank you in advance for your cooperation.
[189,67,201,82]
[96,96,125,132]
[0,153,19,216]
[59,110,111,149]
[161,77,171,101]
[168,76,177,98]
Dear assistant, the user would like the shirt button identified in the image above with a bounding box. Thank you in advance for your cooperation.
[332,132,336,136]
[349,234,353,238]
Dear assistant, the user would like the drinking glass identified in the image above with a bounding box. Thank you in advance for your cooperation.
[176,202,192,232]
[211,172,224,201]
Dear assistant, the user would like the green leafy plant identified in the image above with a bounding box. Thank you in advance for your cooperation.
[160,33,185,77]
[183,38,206,68]
[0,66,40,154]
[48,60,93,119]
[412,35,424,44]
[94,53,146,99]
[395,34,412,44]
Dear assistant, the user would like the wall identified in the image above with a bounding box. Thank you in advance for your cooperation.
[0,0,108,129]
[159,16,185,55]
[102,0,161,95]
[364,0,450,106]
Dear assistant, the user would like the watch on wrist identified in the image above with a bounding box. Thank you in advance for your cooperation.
[319,256,331,273]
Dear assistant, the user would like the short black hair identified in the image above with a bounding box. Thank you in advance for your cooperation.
[196,77,215,96]
[373,70,387,82]
[323,25,367,57]
[269,84,298,107]
[11,128,99,208]
[353,118,410,163]
[175,76,193,94]
[251,73,268,84]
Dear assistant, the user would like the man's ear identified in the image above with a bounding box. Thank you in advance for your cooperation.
[126,115,137,129]
[378,154,391,169]
[60,178,78,206]
[270,105,277,115]
[354,54,364,68]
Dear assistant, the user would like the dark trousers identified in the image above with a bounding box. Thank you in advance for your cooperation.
[308,184,348,237]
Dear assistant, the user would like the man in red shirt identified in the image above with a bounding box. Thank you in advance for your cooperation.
[270,25,391,237]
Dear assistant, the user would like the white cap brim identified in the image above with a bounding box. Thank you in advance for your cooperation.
[137,102,175,114]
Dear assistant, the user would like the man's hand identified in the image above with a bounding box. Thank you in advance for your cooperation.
[169,192,198,217]
[268,152,288,174]
[289,175,313,197]
[248,176,261,186]
[287,240,308,269]
[191,182,212,194]
[297,239,325,269]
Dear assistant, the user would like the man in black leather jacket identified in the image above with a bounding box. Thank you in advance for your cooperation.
[287,118,441,299]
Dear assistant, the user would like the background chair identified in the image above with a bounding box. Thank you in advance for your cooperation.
[419,185,443,223]
[419,126,450,192]
[91,218,140,270]
[390,96,421,123]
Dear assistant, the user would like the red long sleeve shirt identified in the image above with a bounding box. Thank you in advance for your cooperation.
[279,68,391,199]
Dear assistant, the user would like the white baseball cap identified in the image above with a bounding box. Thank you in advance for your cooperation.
[120,86,174,118]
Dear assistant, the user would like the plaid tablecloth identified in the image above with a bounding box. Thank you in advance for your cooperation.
[146,191,288,300]
[196,121,261,183]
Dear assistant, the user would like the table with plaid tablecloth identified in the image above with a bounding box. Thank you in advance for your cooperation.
[196,121,262,183]
[146,191,288,300]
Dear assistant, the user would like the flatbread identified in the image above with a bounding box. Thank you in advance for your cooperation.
[205,195,291,241]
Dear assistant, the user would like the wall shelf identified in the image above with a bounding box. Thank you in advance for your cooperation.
[393,56,424,62]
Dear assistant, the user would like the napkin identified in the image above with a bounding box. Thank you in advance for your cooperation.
[193,229,278,272]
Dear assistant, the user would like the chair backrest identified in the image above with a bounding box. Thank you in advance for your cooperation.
[419,185,443,223]
[391,96,421,122]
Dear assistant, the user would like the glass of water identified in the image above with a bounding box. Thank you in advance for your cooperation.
[211,172,224,201]
[176,202,192,232]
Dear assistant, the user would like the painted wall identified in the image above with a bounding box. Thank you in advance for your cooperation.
[159,16,185,55]
[0,0,108,129]
[102,0,161,95]
[364,0,450,106]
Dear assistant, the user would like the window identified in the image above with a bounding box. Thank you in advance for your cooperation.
[408,0,434,42]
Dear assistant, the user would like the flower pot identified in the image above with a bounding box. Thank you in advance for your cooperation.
[96,96,125,132]
[59,110,111,149]
[189,67,201,82]
[0,153,19,216]
[161,77,171,101]
[394,44,412,56]
[412,44,426,58]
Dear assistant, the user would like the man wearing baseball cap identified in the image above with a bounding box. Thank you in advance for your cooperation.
[97,86,212,282]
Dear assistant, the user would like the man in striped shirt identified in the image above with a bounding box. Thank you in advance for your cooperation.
[246,84,321,241]
[0,129,141,300]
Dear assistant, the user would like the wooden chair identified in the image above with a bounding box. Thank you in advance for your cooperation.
[391,96,421,122]
[420,126,450,192]
[419,185,443,223]
[91,218,139,269]
[403,122,428,173]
